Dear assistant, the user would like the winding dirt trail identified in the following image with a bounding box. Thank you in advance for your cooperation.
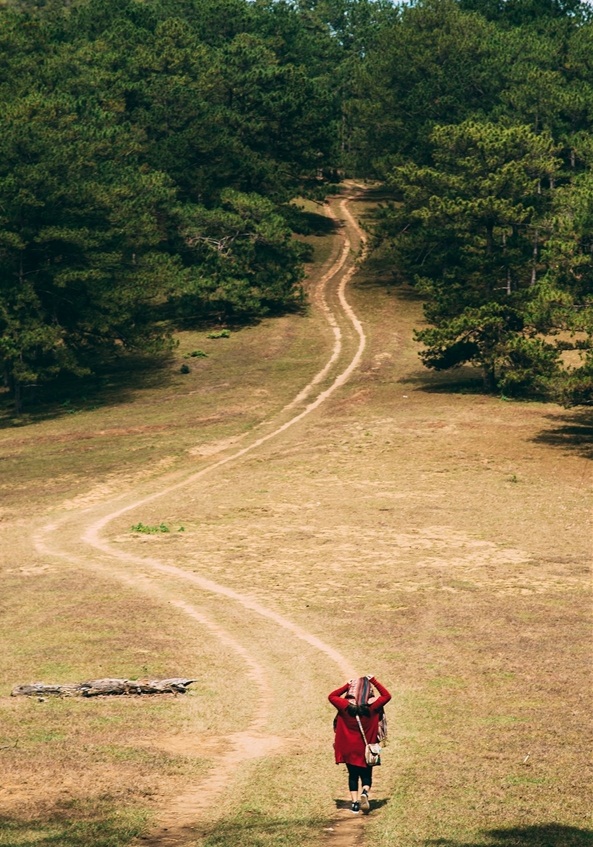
[33,188,372,845]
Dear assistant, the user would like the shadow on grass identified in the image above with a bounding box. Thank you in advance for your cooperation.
[0,351,177,430]
[399,367,488,397]
[0,804,146,847]
[426,824,593,847]
[285,204,342,237]
[197,811,326,847]
[360,183,397,199]
[531,411,593,460]
[295,210,341,237]
[334,796,389,811]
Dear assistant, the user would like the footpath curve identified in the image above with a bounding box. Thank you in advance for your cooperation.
[34,188,371,845]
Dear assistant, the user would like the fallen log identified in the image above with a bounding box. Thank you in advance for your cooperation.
[11,678,196,698]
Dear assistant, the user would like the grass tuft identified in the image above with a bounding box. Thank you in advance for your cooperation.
[130,522,171,534]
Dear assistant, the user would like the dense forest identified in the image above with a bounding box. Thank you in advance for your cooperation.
[1,0,592,411]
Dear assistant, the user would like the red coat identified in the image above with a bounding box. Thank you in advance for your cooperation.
[329,677,391,767]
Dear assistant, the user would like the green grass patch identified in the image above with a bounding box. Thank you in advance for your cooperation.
[505,774,547,786]
[130,522,171,534]
[26,728,67,744]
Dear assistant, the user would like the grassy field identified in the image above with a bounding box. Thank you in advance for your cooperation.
[0,191,591,847]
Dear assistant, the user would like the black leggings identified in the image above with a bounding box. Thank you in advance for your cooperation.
[346,763,373,792]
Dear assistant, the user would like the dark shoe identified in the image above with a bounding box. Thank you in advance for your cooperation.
[360,792,370,814]
[351,802,360,813]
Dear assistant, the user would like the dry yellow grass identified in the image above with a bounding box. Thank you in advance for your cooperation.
[0,189,591,847]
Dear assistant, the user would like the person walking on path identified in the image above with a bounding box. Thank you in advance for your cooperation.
[329,675,391,814]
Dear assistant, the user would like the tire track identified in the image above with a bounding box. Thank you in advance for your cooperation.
[34,189,369,842]
[36,191,366,677]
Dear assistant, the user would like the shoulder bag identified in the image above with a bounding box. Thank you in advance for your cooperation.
[355,714,382,766]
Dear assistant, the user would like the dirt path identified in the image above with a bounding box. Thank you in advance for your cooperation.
[33,188,373,846]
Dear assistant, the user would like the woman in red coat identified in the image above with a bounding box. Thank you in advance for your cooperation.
[329,675,391,814]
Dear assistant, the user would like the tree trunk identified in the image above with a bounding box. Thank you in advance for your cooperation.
[486,223,494,255]
[11,678,196,697]
[502,231,511,294]
[483,365,497,393]
[13,377,23,416]
[531,229,539,287]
